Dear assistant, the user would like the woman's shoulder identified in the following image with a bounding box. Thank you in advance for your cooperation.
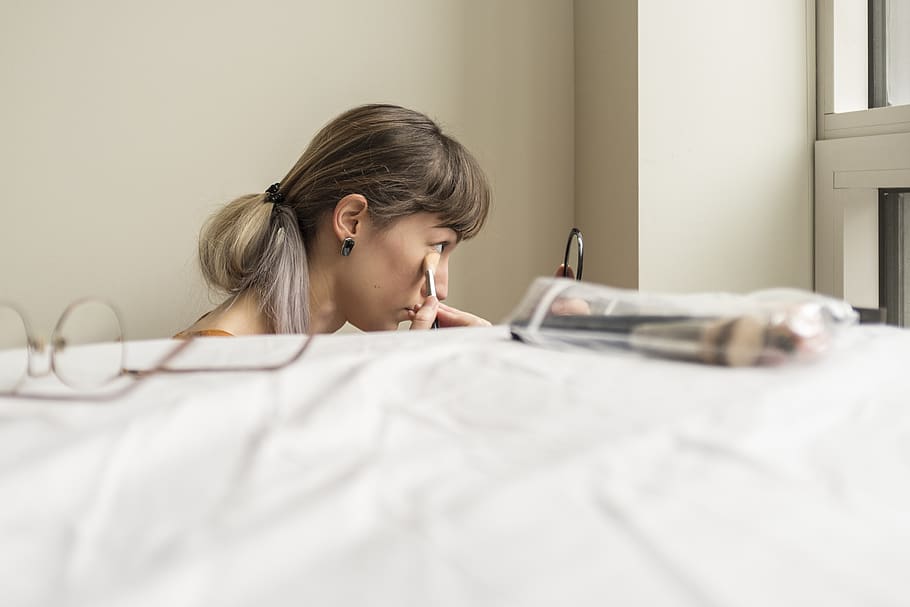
[176,295,271,339]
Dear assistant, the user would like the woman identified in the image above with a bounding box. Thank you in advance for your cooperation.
[176,104,491,338]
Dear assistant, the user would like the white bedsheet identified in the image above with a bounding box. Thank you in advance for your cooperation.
[1,325,909,606]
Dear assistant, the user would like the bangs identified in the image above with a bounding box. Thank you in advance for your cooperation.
[306,106,492,241]
[419,136,491,241]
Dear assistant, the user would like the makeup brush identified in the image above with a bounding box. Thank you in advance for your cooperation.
[628,315,768,366]
[424,251,440,329]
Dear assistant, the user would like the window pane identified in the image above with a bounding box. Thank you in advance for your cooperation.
[834,0,869,112]
[871,0,910,108]
[879,189,910,326]
[886,0,910,106]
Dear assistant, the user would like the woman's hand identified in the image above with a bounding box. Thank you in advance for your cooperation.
[408,297,491,330]
[437,301,491,327]
[550,263,592,315]
[555,263,575,279]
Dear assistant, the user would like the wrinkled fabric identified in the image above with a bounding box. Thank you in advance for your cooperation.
[1,325,909,607]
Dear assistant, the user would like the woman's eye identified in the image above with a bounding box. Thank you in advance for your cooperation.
[433,243,445,254]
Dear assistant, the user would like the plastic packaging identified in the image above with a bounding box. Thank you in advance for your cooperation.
[507,277,859,366]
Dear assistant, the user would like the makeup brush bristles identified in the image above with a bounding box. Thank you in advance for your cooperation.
[424,251,440,274]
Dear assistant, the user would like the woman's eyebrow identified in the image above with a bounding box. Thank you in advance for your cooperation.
[430,223,457,235]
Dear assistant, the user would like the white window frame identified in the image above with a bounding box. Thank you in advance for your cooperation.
[817,0,910,140]
[815,0,910,308]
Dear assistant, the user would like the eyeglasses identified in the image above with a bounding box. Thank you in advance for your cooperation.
[0,300,314,402]
[562,227,584,280]
[0,299,126,392]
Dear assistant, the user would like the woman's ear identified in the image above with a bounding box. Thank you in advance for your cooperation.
[331,194,369,240]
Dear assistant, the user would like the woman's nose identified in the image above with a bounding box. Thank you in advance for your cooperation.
[434,261,448,301]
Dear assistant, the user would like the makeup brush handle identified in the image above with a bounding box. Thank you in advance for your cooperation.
[426,268,437,298]
[425,267,439,330]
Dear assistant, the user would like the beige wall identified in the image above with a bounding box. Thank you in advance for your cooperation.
[0,0,574,338]
[575,0,814,294]
[456,0,575,325]
[638,0,814,293]
[575,0,639,289]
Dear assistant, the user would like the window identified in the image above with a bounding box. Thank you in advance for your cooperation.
[879,189,910,325]
[817,0,910,139]
[815,0,910,320]
[870,0,910,108]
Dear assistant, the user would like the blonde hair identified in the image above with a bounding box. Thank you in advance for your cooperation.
[198,104,491,334]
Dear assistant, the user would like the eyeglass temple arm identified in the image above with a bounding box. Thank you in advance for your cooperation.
[122,334,316,376]
[122,338,194,378]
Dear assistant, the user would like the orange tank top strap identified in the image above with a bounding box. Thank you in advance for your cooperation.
[173,329,235,339]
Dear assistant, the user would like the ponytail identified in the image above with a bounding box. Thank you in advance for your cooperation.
[255,204,309,333]
[198,194,309,333]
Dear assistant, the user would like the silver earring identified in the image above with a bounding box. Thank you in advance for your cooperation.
[341,237,355,257]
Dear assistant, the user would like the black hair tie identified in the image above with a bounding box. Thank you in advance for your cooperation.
[265,182,283,203]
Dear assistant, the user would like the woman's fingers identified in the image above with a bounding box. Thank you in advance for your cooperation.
[436,302,491,327]
[408,297,440,330]
[409,299,491,329]
[549,265,591,315]
[555,264,575,279]
[550,297,592,316]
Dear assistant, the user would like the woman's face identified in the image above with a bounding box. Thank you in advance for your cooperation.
[339,212,457,331]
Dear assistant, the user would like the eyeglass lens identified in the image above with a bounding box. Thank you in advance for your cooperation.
[0,305,29,391]
[52,300,124,389]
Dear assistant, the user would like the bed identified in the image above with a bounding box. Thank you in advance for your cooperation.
[2,322,909,606]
